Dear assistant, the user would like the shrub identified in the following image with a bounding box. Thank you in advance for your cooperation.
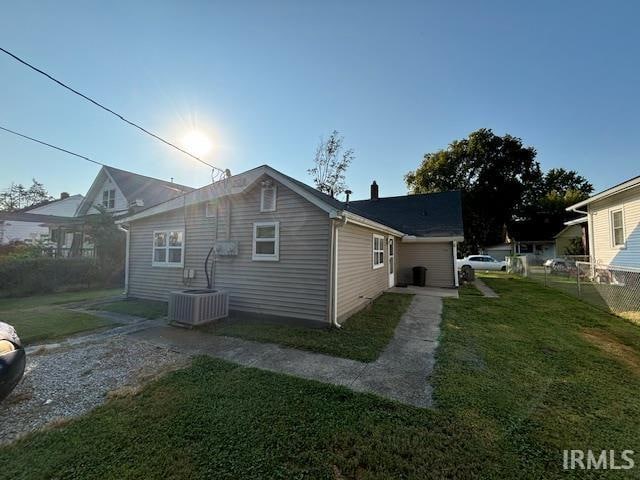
[0,257,122,297]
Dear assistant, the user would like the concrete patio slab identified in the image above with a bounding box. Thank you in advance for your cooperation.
[388,286,458,298]
[128,294,446,408]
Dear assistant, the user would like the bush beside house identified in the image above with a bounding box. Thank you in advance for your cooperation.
[0,257,122,297]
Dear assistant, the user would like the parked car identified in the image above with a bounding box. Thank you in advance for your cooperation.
[457,255,506,271]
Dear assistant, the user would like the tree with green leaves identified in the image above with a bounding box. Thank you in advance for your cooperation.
[85,206,125,271]
[0,179,53,212]
[405,129,593,254]
[308,130,354,198]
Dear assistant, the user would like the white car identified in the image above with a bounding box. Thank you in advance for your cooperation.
[457,255,506,271]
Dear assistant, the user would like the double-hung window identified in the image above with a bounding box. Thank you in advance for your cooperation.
[611,209,625,247]
[373,234,385,269]
[253,222,279,261]
[102,189,115,209]
[152,230,184,267]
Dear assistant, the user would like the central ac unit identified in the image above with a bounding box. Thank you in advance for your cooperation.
[168,289,229,326]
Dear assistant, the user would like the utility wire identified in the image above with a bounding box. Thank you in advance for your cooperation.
[0,46,223,175]
[0,125,105,167]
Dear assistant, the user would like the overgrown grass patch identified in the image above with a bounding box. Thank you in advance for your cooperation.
[212,292,414,362]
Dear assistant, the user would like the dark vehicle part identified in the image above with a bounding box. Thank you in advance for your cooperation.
[0,322,26,402]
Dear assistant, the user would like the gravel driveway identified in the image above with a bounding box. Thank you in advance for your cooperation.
[0,337,188,446]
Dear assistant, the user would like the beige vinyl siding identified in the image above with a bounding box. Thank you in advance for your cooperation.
[397,242,454,288]
[128,178,331,322]
[336,223,395,321]
[589,186,640,268]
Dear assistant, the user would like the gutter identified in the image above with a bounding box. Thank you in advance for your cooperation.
[117,224,130,295]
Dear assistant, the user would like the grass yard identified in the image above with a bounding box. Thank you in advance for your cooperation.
[0,288,122,311]
[211,292,414,362]
[2,276,639,478]
[0,288,121,345]
[93,298,168,319]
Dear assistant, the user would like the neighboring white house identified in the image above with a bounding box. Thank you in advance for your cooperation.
[0,194,83,245]
[567,175,640,268]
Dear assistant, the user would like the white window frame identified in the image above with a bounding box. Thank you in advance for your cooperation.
[152,230,184,267]
[252,221,279,261]
[260,184,277,212]
[102,189,115,209]
[610,208,626,248]
[372,234,385,269]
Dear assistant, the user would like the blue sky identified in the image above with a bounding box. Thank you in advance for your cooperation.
[1,1,638,201]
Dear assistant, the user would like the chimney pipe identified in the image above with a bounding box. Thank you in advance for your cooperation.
[370,181,379,200]
[345,190,352,205]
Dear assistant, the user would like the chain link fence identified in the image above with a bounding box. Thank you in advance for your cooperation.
[507,255,640,323]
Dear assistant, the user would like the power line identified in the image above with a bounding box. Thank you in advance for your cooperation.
[0,46,223,175]
[0,125,105,167]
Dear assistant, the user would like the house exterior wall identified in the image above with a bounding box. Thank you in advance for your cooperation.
[127,179,331,322]
[86,176,127,215]
[555,224,583,256]
[336,222,396,321]
[397,242,455,288]
[589,186,640,268]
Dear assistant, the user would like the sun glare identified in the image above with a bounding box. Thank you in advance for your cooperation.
[182,130,213,156]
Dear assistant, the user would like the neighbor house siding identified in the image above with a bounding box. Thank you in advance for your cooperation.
[397,242,454,288]
[589,186,640,268]
[87,176,127,215]
[128,178,331,322]
[336,223,394,321]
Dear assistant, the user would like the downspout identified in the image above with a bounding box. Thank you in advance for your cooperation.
[452,240,459,287]
[330,215,348,328]
[117,224,130,296]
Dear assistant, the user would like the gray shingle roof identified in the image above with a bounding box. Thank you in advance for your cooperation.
[104,166,194,208]
[346,191,464,237]
[269,167,463,237]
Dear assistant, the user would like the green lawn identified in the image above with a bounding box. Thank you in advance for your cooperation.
[2,277,639,478]
[93,298,168,319]
[211,292,414,362]
[0,288,122,311]
[0,288,121,344]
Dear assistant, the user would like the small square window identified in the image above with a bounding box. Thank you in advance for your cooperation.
[253,221,279,261]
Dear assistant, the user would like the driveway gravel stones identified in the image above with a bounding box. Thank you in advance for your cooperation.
[0,337,188,445]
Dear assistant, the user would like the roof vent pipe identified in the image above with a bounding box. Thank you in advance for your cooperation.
[370,181,379,200]
[345,189,352,205]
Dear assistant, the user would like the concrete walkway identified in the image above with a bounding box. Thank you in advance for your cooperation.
[128,295,443,408]
[473,278,499,298]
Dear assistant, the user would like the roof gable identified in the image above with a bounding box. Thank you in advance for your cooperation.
[75,166,194,216]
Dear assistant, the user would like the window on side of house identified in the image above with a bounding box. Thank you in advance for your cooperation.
[252,221,279,261]
[102,189,115,209]
[260,183,277,212]
[205,200,217,218]
[373,234,384,269]
[152,230,184,267]
[611,209,625,247]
